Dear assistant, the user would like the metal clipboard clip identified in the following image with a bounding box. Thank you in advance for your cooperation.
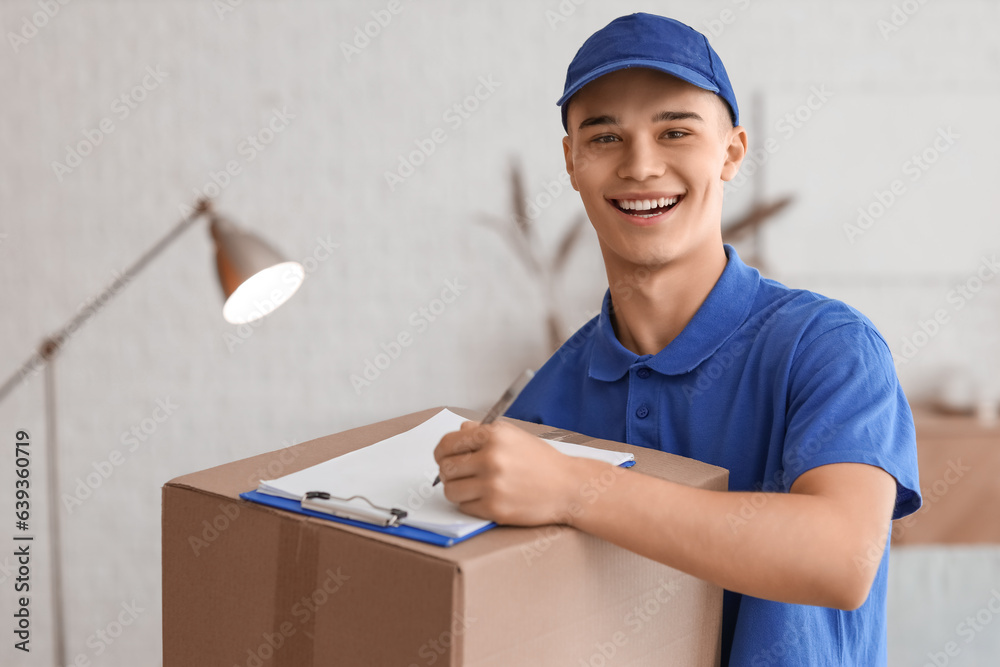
[301,491,409,528]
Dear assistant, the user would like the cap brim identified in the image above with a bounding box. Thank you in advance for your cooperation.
[557,59,720,110]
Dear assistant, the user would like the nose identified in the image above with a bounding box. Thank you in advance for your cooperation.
[617,137,666,182]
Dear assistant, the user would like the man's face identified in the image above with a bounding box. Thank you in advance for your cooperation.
[563,68,746,272]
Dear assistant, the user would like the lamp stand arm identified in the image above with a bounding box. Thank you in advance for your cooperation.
[0,199,212,403]
[0,198,213,666]
[43,359,66,667]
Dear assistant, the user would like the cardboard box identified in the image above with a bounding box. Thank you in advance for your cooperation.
[162,407,729,666]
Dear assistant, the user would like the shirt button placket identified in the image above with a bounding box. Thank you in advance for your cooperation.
[627,365,657,447]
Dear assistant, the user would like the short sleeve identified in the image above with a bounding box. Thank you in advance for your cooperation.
[782,322,922,520]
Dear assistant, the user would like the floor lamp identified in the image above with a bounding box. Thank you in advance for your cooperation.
[0,198,305,666]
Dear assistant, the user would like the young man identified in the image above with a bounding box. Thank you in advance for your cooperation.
[435,13,921,665]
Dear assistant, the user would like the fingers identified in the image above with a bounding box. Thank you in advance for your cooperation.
[433,421,494,464]
[434,430,461,464]
[441,475,484,506]
[437,447,479,485]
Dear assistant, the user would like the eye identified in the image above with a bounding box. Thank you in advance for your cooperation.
[663,130,688,139]
[591,134,620,144]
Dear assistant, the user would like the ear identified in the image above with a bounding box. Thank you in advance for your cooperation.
[563,135,580,192]
[720,125,748,182]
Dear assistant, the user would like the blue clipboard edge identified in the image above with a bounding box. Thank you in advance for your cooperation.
[239,490,497,547]
[239,460,634,548]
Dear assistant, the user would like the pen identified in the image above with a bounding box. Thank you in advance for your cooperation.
[433,369,535,486]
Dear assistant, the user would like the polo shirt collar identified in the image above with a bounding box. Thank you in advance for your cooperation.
[588,244,761,380]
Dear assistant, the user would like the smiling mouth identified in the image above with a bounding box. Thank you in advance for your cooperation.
[611,196,682,218]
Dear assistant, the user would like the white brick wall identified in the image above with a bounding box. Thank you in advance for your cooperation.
[0,1,997,664]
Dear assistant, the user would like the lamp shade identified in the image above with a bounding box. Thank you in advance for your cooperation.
[209,214,305,324]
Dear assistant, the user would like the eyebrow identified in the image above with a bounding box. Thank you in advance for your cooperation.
[578,110,705,131]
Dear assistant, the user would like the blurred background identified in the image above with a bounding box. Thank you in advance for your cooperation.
[0,0,997,665]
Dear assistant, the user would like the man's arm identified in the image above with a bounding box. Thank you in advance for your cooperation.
[434,421,898,611]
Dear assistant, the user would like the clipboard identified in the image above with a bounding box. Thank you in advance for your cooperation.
[301,491,409,527]
[239,489,497,547]
[240,408,636,547]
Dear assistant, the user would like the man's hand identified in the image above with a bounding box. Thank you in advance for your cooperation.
[436,419,897,610]
[434,421,585,526]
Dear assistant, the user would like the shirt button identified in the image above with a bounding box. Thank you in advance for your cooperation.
[637,368,651,379]
[636,404,649,419]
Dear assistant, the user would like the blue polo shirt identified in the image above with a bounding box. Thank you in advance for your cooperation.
[505,244,921,666]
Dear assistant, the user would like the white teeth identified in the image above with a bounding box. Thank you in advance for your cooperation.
[616,197,679,212]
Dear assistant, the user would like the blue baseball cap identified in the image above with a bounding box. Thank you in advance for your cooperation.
[558,13,739,131]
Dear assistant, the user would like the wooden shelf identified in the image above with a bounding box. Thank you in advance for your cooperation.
[892,405,1000,545]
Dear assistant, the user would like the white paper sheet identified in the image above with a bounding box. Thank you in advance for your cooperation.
[257,409,634,538]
